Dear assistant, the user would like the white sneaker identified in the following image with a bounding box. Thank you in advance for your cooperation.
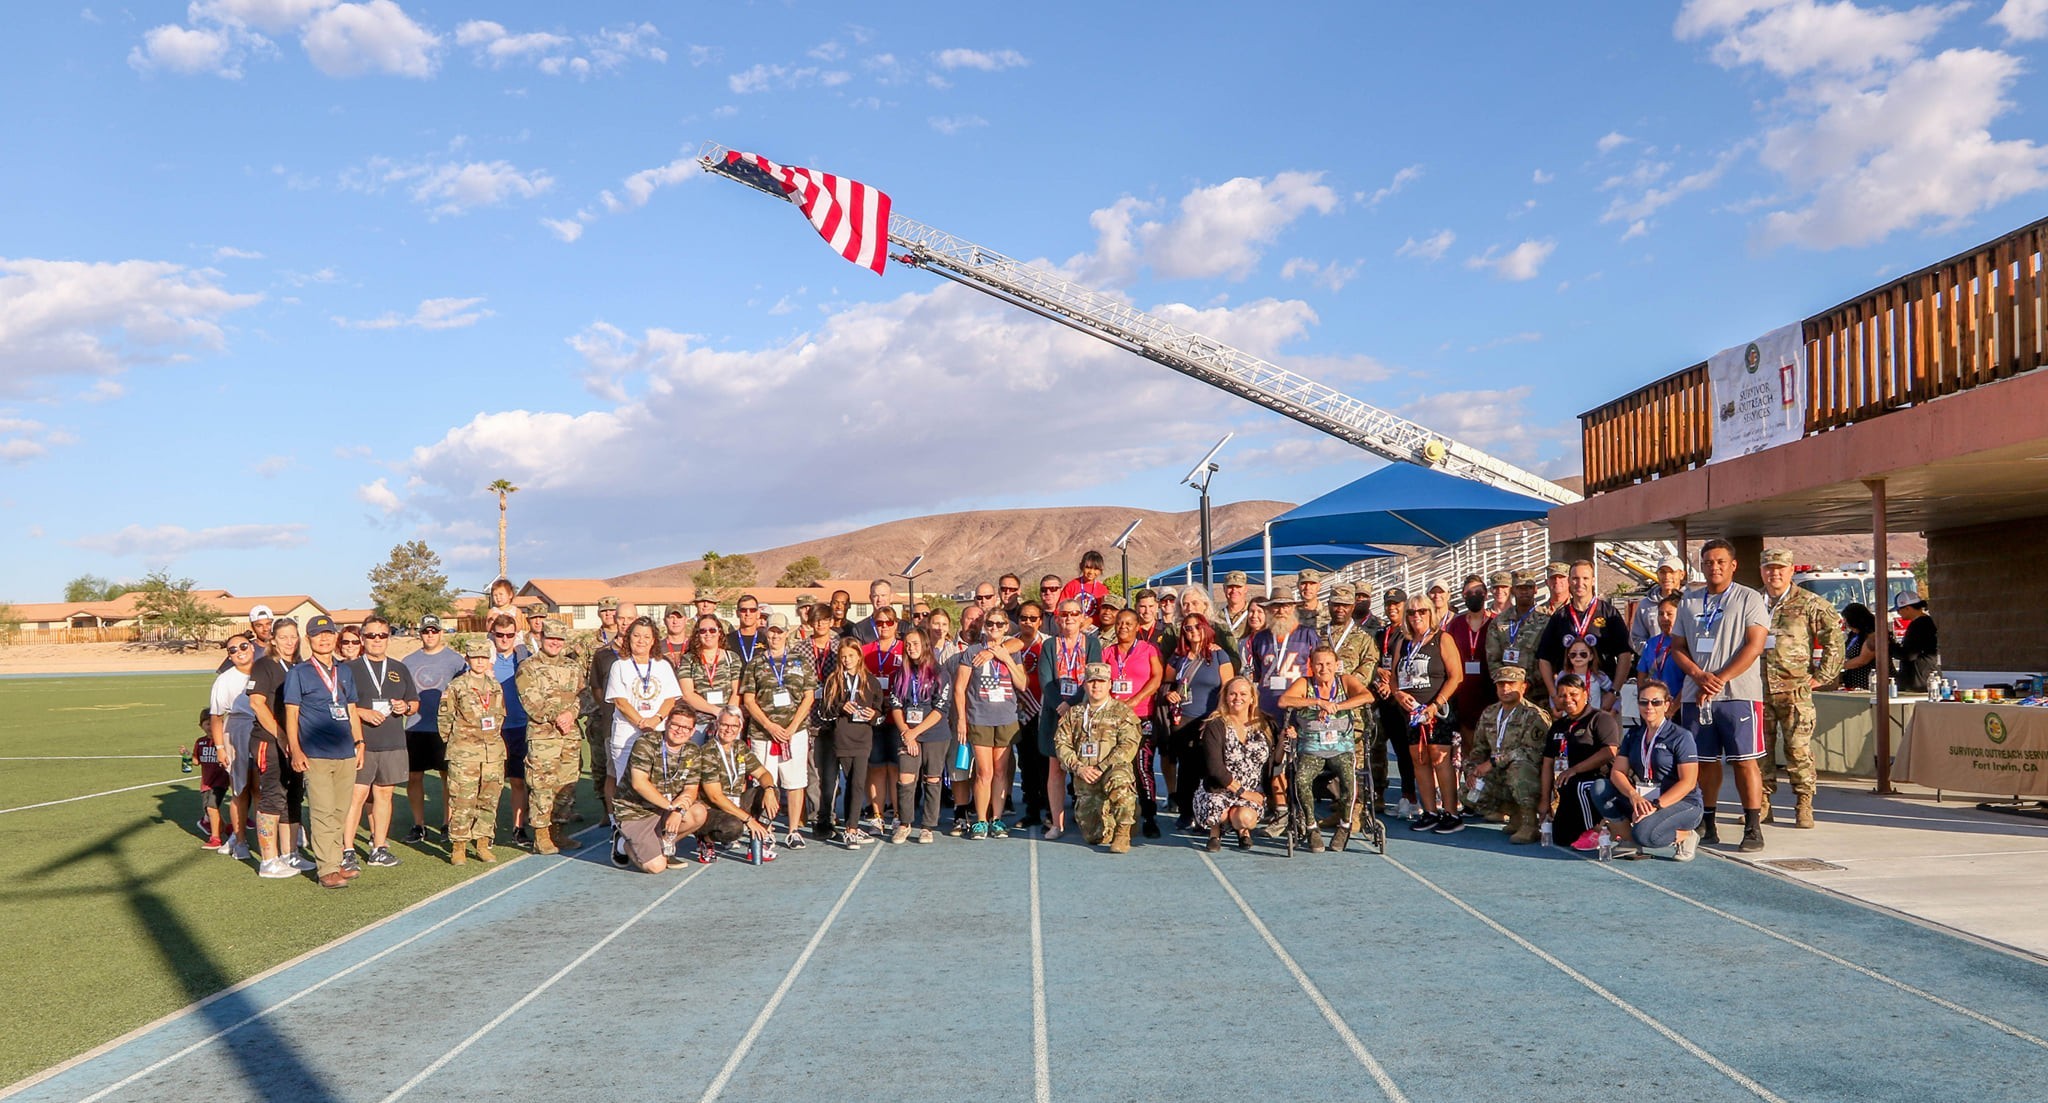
[1673,835,1698,863]
[257,857,297,879]
[1396,798,1417,819]
[287,854,315,872]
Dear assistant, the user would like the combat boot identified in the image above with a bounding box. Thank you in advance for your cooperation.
[1306,827,1325,853]
[1330,823,1350,852]
[474,840,497,863]
[449,838,468,865]
[1508,802,1539,845]
[1109,825,1131,854]
[553,826,583,850]
[534,827,559,855]
[1795,795,1815,828]
[1761,801,1776,825]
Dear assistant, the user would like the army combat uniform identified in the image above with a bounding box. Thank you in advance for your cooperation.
[1327,614,1382,813]
[1054,690,1141,852]
[1760,561,1845,826]
[438,641,507,863]
[516,619,588,854]
[1485,600,1551,711]
[1467,681,1551,843]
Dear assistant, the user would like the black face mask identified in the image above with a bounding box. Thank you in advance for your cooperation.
[1463,592,1487,613]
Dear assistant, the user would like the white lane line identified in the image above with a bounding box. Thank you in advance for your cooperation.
[1029,840,1051,1103]
[1199,853,1410,1103]
[70,860,569,1103]
[698,845,881,1103]
[1593,859,2048,1051]
[381,862,709,1102]
[1382,853,1788,1103]
[0,777,193,815]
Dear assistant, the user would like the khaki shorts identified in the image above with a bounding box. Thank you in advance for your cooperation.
[966,723,1020,749]
[617,813,673,867]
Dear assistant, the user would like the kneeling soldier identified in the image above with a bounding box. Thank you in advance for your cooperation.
[1054,662,1141,853]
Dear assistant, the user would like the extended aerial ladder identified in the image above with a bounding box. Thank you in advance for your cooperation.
[698,144,1671,582]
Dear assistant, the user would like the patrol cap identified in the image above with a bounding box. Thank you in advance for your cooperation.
[463,637,493,658]
[765,612,792,630]
[418,613,444,632]
[1492,664,1528,684]
[664,604,690,618]
[1222,570,1249,586]
[1331,583,1357,603]
[1298,569,1323,584]
[305,614,338,637]
[527,606,547,620]
[694,596,718,608]
[248,604,275,623]
[1383,587,1408,606]
[542,616,569,640]
[1100,592,1127,611]
[598,596,620,611]
[1489,570,1512,588]
[1547,562,1570,578]
[1263,585,1299,606]
[1083,661,1112,683]
[1760,549,1795,568]
[1511,569,1541,587]
[795,593,816,608]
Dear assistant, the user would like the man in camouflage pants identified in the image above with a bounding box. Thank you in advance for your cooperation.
[1055,663,1142,853]
[1326,584,1383,821]
[1465,665,1551,843]
[1758,549,1845,828]
[439,637,507,864]
[517,616,588,854]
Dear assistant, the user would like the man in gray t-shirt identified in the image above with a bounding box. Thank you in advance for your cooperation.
[1670,539,1771,852]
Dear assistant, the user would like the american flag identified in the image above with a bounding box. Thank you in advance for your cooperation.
[721,150,892,275]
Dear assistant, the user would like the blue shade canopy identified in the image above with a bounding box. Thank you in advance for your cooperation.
[1147,542,1394,588]
[1258,463,1553,549]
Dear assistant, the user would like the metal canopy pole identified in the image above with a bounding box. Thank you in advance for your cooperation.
[1867,478,1896,795]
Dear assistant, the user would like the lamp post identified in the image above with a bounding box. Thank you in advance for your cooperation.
[1112,519,1143,603]
[894,555,932,622]
[1181,434,1233,595]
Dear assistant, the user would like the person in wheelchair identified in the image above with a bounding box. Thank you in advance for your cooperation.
[1277,646,1375,852]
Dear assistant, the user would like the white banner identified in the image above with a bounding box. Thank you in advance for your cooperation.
[1707,322,1806,463]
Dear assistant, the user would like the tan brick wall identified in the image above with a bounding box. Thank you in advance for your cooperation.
[1928,516,2048,673]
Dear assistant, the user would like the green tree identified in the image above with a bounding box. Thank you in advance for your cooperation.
[1105,574,1140,600]
[776,555,830,588]
[132,569,224,647]
[64,575,134,602]
[488,478,519,580]
[368,540,459,630]
[691,550,758,604]
[0,602,19,646]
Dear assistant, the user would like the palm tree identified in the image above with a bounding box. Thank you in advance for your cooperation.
[488,479,519,579]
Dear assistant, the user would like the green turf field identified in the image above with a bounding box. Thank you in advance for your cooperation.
[0,672,601,1086]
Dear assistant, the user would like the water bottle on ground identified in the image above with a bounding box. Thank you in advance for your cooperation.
[1597,825,1614,862]
[1539,819,1553,847]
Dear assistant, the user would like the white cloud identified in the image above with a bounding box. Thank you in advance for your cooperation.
[1394,229,1456,261]
[1621,219,1650,241]
[1600,147,1741,226]
[728,63,849,93]
[1278,257,1362,292]
[808,40,845,61]
[455,19,663,75]
[80,379,125,402]
[928,114,988,135]
[1991,0,2048,39]
[128,23,243,77]
[1596,131,1632,153]
[254,454,294,477]
[1532,169,1555,185]
[343,155,553,216]
[1399,385,1571,468]
[541,216,586,243]
[212,245,264,260]
[1082,172,1341,282]
[193,0,337,35]
[1465,239,1557,281]
[1362,164,1422,208]
[0,258,262,395]
[300,0,439,77]
[74,522,310,556]
[338,296,492,330]
[601,156,696,212]
[1675,0,1956,77]
[932,47,1028,71]
[0,415,71,464]
[1466,331,1543,352]
[357,476,403,514]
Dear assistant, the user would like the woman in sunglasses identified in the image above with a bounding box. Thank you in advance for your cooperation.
[1600,687,1704,860]
[676,614,742,742]
[1165,612,1235,831]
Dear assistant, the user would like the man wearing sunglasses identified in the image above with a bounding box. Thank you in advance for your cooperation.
[725,594,768,668]
[998,574,1024,617]
[343,615,419,871]
[489,614,537,845]
[402,613,466,844]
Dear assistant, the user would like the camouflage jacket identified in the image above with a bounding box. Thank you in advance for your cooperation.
[1327,620,1381,682]
[1054,698,1142,773]
[1474,700,1552,768]
[1485,607,1551,704]
[738,650,816,734]
[616,731,704,822]
[1764,586,1845,697]
[515,652,586,736]
[437,669,505,743]
[694,739,766,800]
[673,648,744,714]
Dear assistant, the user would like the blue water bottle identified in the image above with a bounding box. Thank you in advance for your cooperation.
[953,741,973,772]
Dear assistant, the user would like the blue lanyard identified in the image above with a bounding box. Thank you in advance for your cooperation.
[767,652,788,688]
[736,632,759,664]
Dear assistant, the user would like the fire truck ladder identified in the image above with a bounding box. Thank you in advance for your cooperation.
[699,145,1670,582]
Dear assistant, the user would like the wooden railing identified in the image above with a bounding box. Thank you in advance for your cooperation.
[1582,215,2048,494]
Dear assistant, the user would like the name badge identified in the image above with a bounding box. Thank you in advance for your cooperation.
[1111,679,1133,696]
[1078,740,1099,758]
[772,690,793,708]
[1463,661,1480,675]
[1059,679,1077,697]
[480,716,497,731]
[1694,635,1717,655]
[1502,648,1520,666]
[705,689,725,705]
[905,707,926,725]
[1637,784,1662,805]
[1140,719,1154,737]
[328,704,348,722]
[1766,633,1778,649]
[245,678,257,692]
[371,699,392,716]
[637,700,657,716]
[1265,674,1289,690]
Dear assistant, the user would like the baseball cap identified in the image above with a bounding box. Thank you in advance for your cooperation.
[1657,556,1686,573]
[1083,661,1112,683]
[463,637,493,658]
[418,613,444,631]
[1383,587,1408,606]
[305,614,338,637]
[665,604,690,618]
[1893,590,1927,612]
[1426,581,1448,595]
[1760,549,1795,568]
[1222,570,1249,586]
[1492,665,1528,683]
[765,612,791,630]
[542,617,568,640]
[1100,593,1127,611]
[248,604,275,622]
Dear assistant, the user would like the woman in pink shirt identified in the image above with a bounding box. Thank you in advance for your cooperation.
[1104,609,1166,837]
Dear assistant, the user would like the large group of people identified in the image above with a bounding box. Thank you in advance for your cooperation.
[192,540,1860,886]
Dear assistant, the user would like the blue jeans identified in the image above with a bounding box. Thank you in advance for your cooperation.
[1594,779,1704,848]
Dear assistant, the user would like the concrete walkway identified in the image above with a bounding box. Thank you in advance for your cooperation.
[1710,777,2048,960]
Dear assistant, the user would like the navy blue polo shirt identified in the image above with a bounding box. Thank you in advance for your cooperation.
[282,658,359,759]
[495,647,530,727]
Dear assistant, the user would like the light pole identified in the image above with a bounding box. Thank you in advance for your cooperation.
[894,555,932,622]
[1181,434,1233,595]
[1112,519,1143,602]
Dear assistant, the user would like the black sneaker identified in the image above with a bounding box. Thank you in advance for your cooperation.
[1740,826,1765,853]
[367,846,400,868]
[340,849,362,874]
[609,829,631,868]
[1432,814,1465,834]
[403,825,427,844]
[1409,812,1439,831]
[1140,819,1161,839]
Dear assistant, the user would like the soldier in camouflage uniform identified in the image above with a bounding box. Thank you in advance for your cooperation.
[1054,662,1142,853]
[1486,569,1552,711]
[516,616,587,854]
[1296,570,1332,636]
[438,637,507,865]
[1326,583,1383,820]
[1758,549,1846,828]
[1464,665,1552,843]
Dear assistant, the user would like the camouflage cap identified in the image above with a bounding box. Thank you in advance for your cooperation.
[542,616,569,640]
[1546,561,1570,578]
[597,596,620,611]
[664,604,690,618]
[463,637,493,658]
[1083,661,1112,682]
[1331,583,1357,603]
[795,593,816,608]
[1489,570,1513,588]
[1099,592,1127,611]
[1511,568,1542,587]
[1492,664,1528,683]
[1222,570,1249,586]
[1297,569,1323,584]
[1760,548,1795,568]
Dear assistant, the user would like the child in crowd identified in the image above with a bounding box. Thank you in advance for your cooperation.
[193,707,233,849]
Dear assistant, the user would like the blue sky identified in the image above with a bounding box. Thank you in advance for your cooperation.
[5,0,2048,606]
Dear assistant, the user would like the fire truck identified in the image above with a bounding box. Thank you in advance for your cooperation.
[1794,562,1919,635]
